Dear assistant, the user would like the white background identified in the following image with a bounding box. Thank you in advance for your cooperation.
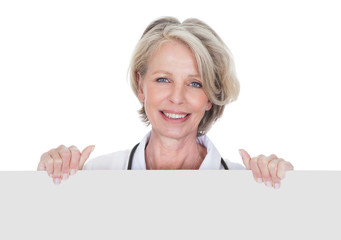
[0,0,340,170]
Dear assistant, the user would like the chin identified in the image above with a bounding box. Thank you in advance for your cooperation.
[156,127,196,140]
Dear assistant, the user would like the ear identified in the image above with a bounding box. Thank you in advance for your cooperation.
[137,72,145,103]
[206,101,212,111]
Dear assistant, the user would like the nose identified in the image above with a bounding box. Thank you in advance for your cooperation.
[168,84,185,105]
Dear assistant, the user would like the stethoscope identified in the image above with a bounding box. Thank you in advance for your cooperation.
[127,143,229,170]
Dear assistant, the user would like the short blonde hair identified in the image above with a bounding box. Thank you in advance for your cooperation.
[129,16,240,136]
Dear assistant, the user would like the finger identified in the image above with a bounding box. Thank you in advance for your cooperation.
[50,149,63,185]
[69,145,81,175]
[257,155,273,188]
[238,149,251,170]
[38,152,48,171]
[277,159,294,179]
[39,152,54,177]
[250,156,263,183]
[268,158,282,189]
[37,162,46,171]
[59,146,71,181]
[79,145,95,170]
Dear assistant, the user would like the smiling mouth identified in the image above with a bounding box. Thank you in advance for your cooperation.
[161,111,190,119]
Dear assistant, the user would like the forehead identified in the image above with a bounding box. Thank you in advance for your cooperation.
[147,40,199,75]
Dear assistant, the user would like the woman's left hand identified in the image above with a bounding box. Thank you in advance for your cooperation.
[239,149,294,189]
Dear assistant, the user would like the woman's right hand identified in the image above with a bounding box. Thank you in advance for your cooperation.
[37,145,95,184]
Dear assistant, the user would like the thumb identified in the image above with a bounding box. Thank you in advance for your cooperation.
[78,145,95,170]
[239,149,251,170]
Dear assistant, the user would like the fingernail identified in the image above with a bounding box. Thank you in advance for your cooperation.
[274,183,280,189]
[70,169,76,176]
[257,178,263,183]
[91,146,95,153]
[266,181,272,187]
[54,178,60,185]
[238,149,243,157]
[62,173,68,180]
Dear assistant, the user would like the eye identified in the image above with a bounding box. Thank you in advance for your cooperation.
[190,82,202,88]
[156,78,169,83]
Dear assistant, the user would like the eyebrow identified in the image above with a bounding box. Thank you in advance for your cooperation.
[152,70,201,78]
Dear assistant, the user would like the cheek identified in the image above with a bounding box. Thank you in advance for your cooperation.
[189,93,209,111]
[145,85,167,105]
[143,86,164,119]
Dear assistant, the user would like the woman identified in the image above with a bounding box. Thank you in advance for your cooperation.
[37,17,294,188]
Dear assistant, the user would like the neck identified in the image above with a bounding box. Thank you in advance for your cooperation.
[145,130,206,170]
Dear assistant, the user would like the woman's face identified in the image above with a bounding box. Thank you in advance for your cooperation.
[138,40,212,140]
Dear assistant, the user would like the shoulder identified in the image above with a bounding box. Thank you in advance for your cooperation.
[222,158,245,170]
[83,149,130,170]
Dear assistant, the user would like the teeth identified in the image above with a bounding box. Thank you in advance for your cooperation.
[163,112,187,119]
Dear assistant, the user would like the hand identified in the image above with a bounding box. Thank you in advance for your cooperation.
[37,145,95,185]
[239,149,294,189]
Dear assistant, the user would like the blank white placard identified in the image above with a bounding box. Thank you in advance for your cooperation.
[0,170,340,239]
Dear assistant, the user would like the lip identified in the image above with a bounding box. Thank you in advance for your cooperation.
[159,110,191,123]
[161,110,189,114]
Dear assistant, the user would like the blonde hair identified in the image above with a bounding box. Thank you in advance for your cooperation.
[129,16,240,136]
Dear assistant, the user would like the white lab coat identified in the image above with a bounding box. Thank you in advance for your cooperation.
[83,131,245,170]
